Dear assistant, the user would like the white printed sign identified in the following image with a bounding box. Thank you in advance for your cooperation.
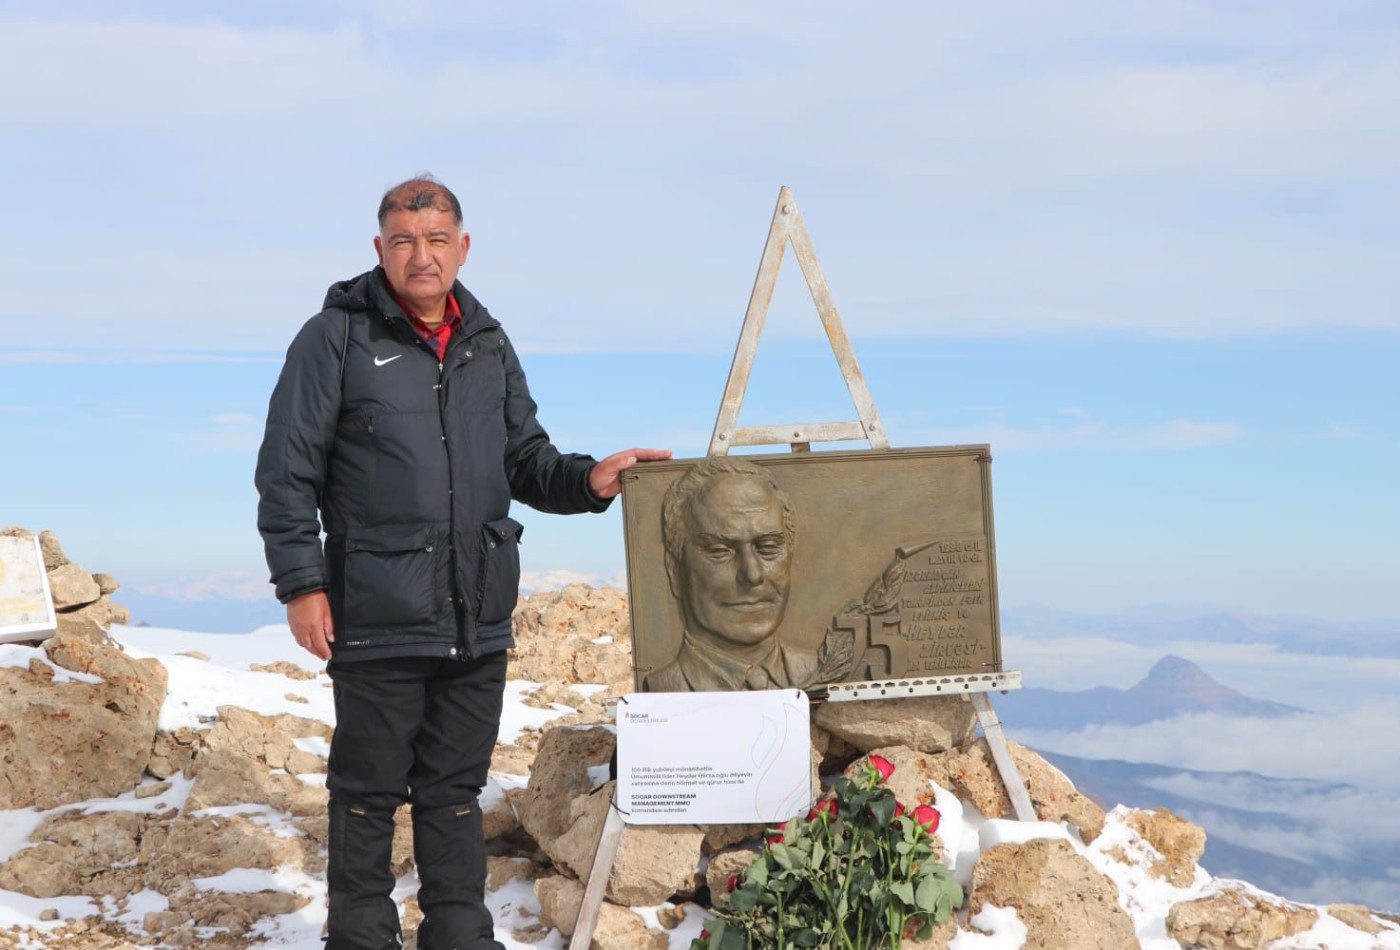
[617,689,811,825]
[0,536,57,643]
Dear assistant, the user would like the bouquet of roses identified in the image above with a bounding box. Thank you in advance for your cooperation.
[693,755,963,949]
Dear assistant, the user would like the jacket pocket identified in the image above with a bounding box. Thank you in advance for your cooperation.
[342,524,440,631]
[476,516,523,626]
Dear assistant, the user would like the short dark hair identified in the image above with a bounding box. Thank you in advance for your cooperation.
[377,175,463,229]
[661,457,796,584]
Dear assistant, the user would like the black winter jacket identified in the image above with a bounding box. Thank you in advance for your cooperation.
[255,267,609,660]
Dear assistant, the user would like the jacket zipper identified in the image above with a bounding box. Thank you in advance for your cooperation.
[435,354,468,660]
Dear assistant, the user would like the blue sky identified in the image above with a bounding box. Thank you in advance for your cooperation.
[1,1,1396,620]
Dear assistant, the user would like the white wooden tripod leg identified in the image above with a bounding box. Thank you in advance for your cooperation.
[569,803,627,949]
[970,693,1038,822]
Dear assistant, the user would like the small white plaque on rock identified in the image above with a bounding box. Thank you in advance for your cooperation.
[617,689,810,825]
[0,535,57,643]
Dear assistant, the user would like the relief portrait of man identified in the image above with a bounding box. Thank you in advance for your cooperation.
[642,457,821,691]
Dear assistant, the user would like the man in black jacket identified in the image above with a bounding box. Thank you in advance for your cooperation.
[255,175,667,950]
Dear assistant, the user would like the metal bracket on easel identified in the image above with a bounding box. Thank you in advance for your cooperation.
[570,187,1034,948]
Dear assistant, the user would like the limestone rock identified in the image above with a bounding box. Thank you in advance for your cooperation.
[0,811,145,898]
[550,781,705,906]
[249,660,320,680]
[533,874,584,934]
[523,680,588,710]
[813,695,978,754]
[92,572,121,595]
[47,562,101,610]
[699,822,766,854]
[185,706,331,817]
[811,721,863,773]
[66,594,130,628]
[1122,807,1206,887]
[903,917,959,949]
[1327,903,1384,936]
[1166,884,1319,950]
[517,724,616,850]
[0,630,166,809]
[482,782,519,842]
[148,727,203,780]
[842,746,944,812]
[534,875,668,949]
[969,838,1139,950]
[38,529,68,570]
[487,855,539,892]
[936,739,1105,842]
[54,613,112,645]
[510,585,634,691]
[161,887,310,939]
[138,815,312,893]
[704,848,759,911]
[393,807,415,877]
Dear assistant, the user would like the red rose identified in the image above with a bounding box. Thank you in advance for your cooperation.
[726,874,739,893]
[818,798,837,816]
[766,831,784,845]
[701,929,711,939]
[869,755,895,781]
[912,804,941,833]
[894,801,906,818]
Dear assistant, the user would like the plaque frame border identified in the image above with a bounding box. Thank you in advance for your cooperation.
[619,443,1003,692]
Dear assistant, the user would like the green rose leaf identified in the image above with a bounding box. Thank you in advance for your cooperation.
[718,923,748,950]
[730,885,760,914]
[868,795,896,829]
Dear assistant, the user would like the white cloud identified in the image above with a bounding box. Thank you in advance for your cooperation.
[1017,699,1400,792]
[0,18,379,126]
[1,1,1397,354]
[519,568,626,593]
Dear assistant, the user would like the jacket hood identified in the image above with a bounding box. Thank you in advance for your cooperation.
[323,267,499,335]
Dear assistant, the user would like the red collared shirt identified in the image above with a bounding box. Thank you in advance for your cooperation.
[395,292,462,361]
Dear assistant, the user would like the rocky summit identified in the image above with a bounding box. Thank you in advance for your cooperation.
[1,531,1397,949]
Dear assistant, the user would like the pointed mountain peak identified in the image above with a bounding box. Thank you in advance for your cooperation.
[1143,655,1217,688]
[1127,654,1308,717]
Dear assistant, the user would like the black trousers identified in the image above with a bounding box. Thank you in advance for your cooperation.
[327,652,507,810]
[325,652,508,950]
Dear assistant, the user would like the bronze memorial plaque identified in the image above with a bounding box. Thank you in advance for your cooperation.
[621,446,1002,692]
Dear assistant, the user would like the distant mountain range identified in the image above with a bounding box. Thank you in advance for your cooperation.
[995,654,1397,912]
[995,654,1308,730]
[1040,750,1399,913]
[1003,605,1400,658]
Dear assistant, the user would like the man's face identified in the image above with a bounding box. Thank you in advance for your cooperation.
[374,207,470,314]
[674,475,792,648]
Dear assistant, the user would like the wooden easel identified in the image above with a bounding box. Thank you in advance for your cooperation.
[704,186,1035,822]
[568,187,1033,949]
[708,187,888,457]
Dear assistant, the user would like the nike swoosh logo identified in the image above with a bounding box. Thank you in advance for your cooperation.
[373,355,402,367]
